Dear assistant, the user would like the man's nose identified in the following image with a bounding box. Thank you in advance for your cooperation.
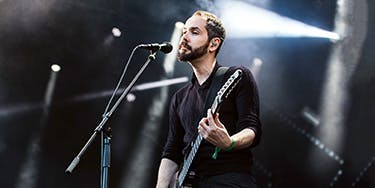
[181,33,189,42]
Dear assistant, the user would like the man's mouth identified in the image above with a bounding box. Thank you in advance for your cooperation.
[179,43,191,51]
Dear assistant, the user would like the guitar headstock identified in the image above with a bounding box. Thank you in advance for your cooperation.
[211,69,243,114]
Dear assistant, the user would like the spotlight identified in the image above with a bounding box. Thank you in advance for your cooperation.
[218,0,340,40]
[126,93,136,102]
[249,58,263,79]
[112,27,121,37]
[301,107,320,127]
[51,64,61,72]
[175,22,184,29]
[253,58,263,66]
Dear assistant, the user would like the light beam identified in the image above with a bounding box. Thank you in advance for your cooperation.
[217,0,340,40]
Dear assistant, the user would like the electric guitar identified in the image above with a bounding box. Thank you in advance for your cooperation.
[176,69,243,188]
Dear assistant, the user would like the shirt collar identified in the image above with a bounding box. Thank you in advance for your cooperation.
[191,62,221,88]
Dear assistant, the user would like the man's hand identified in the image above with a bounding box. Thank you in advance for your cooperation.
[198,109,232,149]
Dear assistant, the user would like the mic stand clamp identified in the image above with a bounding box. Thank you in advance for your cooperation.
[65,50,158,188]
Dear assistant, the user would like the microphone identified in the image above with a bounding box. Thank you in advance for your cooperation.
[138,42,173,54]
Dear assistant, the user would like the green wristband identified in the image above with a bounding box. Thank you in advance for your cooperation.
[211,146,221,160]
[211,139,235,160]
[224,138,235,152]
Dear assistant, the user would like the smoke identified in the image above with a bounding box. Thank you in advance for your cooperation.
[119,87,168,188]
[141,0,193,22]
[310,0,368,177]
[194,0,271,16]
[0,0,57,31]
[195,0,219,15]
[242,0,271,8]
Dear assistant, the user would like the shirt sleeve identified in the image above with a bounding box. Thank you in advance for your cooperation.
[161,93,185,165]
[233,66,262,147]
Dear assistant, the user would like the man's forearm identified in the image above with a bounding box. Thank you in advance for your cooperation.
[230,128,255,150]
[156,158,179,188]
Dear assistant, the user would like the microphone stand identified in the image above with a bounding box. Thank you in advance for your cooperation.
[65,49,158,188]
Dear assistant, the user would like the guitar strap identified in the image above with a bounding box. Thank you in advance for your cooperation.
[188,66,229,145]
[203,66,229,116]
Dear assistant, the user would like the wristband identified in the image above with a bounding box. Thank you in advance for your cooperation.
[211,146,221,160]
[211,138,235,160]
[224,138,235,152]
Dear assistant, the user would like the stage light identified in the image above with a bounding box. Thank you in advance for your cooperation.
[126,93,136,102]
[16,64,60,188]
[163,21,184,76]
[66,77,188,103]
[253,58,263,67]
[175,21,184,29]
[217,0,340,40]
[301,107,320,127]
[119,21,182,188]
[112,27,121,37]
[249,57,263,79]
[308,0,368,181]
[133,77,189,91]
[0,103,41,117]
[51,64,61,72]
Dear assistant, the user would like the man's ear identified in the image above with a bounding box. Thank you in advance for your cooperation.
[209,38,221,52]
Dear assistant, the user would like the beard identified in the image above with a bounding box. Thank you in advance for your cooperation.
[177,42,209,62]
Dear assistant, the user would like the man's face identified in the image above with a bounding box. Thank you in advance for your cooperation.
[177,15,210,62]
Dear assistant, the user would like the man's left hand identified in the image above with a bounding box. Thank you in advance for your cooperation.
[198,109,232,149]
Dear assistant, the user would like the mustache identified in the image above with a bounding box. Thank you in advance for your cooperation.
[179,42,192,51]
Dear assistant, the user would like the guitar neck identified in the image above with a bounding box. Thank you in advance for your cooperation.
[176,69,242,188]
[177,100,219,187]
[177,134,202,187]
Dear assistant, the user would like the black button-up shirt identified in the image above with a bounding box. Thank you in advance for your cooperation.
[162,63,261,176]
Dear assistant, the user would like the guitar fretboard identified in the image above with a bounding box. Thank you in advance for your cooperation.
[177,81,223,187]
[176,69,242,188]
[177,133,203,187]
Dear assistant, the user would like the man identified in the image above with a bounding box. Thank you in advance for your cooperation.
[156,10,261,188]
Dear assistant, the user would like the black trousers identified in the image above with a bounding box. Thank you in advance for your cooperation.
[198,172,258,188]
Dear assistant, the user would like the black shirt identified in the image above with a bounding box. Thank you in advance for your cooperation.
[162,63,261,176]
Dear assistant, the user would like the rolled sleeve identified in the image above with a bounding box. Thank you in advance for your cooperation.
[234,67,262,147]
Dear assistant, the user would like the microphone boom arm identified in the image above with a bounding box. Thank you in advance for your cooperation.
[65,49,159,188]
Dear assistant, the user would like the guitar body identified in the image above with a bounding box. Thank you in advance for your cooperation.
[180,171,198,188]
[176,69,243,188]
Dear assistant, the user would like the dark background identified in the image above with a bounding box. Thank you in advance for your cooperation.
[0,0,374,187]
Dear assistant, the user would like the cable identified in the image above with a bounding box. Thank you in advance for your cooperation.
[102,46,140,117]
